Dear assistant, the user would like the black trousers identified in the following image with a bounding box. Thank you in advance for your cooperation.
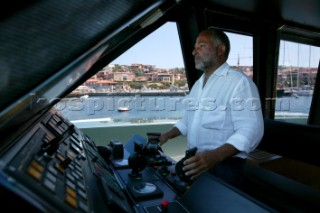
[209,157,245,190]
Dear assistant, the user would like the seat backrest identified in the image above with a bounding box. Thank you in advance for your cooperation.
[258,119,320,167]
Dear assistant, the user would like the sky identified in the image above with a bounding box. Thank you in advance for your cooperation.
[112,22,319,69]
[279,41,320,68]
[112,22,185,69]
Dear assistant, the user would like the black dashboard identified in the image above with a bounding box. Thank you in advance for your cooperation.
[0,109,275,213]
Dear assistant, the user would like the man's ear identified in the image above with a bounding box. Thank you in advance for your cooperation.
[218,44,226,57]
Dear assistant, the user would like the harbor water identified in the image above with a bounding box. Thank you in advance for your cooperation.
[57,94,312,127]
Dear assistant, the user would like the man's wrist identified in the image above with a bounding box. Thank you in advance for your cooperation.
[163,132,170,140]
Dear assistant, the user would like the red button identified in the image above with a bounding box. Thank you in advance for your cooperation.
[161,200,169,210]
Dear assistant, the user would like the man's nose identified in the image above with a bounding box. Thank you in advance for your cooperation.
[192,48,197,56]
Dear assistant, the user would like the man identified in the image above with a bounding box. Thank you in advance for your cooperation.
[159,28,264,188]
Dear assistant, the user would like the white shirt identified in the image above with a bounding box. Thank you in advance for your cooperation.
[175,63,264,158]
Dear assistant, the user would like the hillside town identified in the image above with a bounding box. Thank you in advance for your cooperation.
[71,64,254,95]
[71,63,316,97]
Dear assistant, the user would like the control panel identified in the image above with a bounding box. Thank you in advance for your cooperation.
[0,110,274,213]
[0,110,134,212]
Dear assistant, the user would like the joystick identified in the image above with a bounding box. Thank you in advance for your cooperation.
[128,142,147,177]
[128,133,164,177]
[175,147,197,182]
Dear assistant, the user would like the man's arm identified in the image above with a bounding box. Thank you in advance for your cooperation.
[159,127,181,146]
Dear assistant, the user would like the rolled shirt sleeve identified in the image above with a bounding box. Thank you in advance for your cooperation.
[226,78,264,154]
[173,63,264,158]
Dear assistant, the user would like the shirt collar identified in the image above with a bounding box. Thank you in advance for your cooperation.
[213,62,229,77]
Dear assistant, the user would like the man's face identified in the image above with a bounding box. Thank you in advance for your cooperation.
[192,32,219,72]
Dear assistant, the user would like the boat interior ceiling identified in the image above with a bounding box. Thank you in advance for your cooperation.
[1,0,320,212]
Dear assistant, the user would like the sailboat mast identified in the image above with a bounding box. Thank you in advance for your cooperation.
[297,44,299,88]
[308,45,311,85]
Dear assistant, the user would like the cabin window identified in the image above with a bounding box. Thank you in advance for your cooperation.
[275,40,320,124]
[57,26,255,129]
[58,22,188,129]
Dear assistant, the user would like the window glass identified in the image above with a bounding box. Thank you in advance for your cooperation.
[58,26,254,128]
[58,22,188,128]
[226,32,253,78]
[275,40,320,124]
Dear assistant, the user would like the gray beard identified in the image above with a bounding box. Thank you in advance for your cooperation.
[195,62,205,71]
[195,54,218,72]
[195,60,214,73]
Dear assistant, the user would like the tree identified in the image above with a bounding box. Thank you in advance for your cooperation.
[113,64,122,72]
[128,82,144,89]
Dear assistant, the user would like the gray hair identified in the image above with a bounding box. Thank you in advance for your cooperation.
[204,28,230,60]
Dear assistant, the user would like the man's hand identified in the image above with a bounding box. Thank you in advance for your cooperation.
[182,151,218,180]
[182,144,240,180]
[159,133,169,146]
